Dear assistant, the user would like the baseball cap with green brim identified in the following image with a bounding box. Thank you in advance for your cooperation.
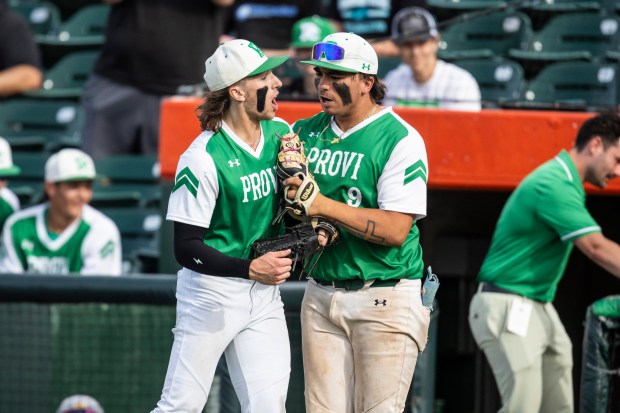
[0,137,21,177]
[204,39,289,91]
[300,32,378,75]
[45,148,97,183]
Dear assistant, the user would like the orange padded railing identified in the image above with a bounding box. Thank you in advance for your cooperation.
[159,98,620,194]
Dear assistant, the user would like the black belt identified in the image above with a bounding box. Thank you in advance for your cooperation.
[480,282,544,303]
[315,278,400,291]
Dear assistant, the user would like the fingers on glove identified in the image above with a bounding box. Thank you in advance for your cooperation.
[286,174,319,217]
[311,217,339,246]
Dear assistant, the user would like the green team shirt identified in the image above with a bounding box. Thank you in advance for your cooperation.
[0,187,19,232]
[294,107,429,282]
[167,118,291,265]
[0,203,122,275]
[478,150,601,302]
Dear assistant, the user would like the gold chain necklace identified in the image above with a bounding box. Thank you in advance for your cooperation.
[318,105,380,145]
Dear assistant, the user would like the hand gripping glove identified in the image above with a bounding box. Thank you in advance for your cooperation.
[276,131,319,217]
[250,217,339,274]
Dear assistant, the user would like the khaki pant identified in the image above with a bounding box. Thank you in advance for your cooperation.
[468,291,573,413]
[301,278,430,413]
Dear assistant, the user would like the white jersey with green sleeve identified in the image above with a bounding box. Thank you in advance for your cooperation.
[294,107,428,282]
[0,187,19,232]
[0,203,122,275]
[478,150,601,302]
[166,118,292,265]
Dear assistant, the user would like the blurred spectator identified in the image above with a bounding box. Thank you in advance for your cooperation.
[0,0,42,98]
[81,0,234,160]
[0,149,122,275]
[383,7,481,111]
[282,15,337,100]
[56,394,104,413]
[0,137,21,231]
[324,0,428,56]
[225,0,328,56]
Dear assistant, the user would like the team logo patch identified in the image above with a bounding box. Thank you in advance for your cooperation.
[172,166,199,198]
[404,160,427,185]
[99,240,115,259]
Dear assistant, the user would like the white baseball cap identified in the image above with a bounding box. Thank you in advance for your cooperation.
[56,394,104,413]
[0,137,21,177]
[45,148,96,183]
[300,32,378,75]
[203,39,289,91]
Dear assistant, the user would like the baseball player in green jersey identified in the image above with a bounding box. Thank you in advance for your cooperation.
[152,40,294,413]
[468,112,620,413]
[0,148,121,275]
[0,137,21,231]
[284,32,432,412]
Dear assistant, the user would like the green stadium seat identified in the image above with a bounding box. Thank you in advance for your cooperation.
[38,4,110,47]
[0,99,84,151]
[92,155,160,209]
[454,58,525,107]
[438,11,533,60]
[24,50,99,98]
[509,12,620,63]
[10,152,48,204]
[515,61,617,110]
[428,0,507,10]
[10,1,61,37]
[101,207,162,273]
[524,0,601,12]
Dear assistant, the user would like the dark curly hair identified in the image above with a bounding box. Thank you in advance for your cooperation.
[575,111,620,151]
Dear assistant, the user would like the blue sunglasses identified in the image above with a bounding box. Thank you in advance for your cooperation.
[311,43,345,61]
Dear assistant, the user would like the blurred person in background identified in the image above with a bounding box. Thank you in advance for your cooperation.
[0,0,42,98]
[0,149,122,275]
[0,137,21,231]
[224,0,328,56]
[324,0,428,56]
[383,7,481,111]
[81,0,235,159]
[469,112,620,413]
[281,15,337,100]
[56,394,104,413]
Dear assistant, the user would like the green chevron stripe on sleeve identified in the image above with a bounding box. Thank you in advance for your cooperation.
[99,240,115,259]
[404,160,427,185]
[172,166,199,197]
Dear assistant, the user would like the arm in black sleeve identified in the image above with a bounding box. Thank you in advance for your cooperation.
[174,221,252,278]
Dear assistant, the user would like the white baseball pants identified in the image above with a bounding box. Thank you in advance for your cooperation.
[301,278,430,413]
[152,270,291,413]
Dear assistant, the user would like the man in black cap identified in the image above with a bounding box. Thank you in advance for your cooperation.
[383,7,481,111]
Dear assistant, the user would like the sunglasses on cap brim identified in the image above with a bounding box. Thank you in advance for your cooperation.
[311,43,345,61]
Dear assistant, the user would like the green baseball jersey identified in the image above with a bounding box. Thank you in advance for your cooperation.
[0,203,122,275]
[0,187,19,232]
[294,107,428,282]
[479,150,601,302]
[167,118,291,265]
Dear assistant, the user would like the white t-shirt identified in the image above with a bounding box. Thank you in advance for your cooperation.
[383,60,481,111]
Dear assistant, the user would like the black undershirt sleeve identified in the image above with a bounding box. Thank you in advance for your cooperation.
[173,221,252,278]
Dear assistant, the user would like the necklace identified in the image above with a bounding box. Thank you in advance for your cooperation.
[318,105,380,145]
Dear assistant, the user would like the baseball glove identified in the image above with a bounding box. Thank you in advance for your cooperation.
[276,130,319,217]
[250,217,339,274]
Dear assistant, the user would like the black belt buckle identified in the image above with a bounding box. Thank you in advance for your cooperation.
[332,278,365,291]
[317,278,400,290]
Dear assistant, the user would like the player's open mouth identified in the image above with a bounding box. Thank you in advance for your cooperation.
[272,96,278,111]
[320,96,334,106]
